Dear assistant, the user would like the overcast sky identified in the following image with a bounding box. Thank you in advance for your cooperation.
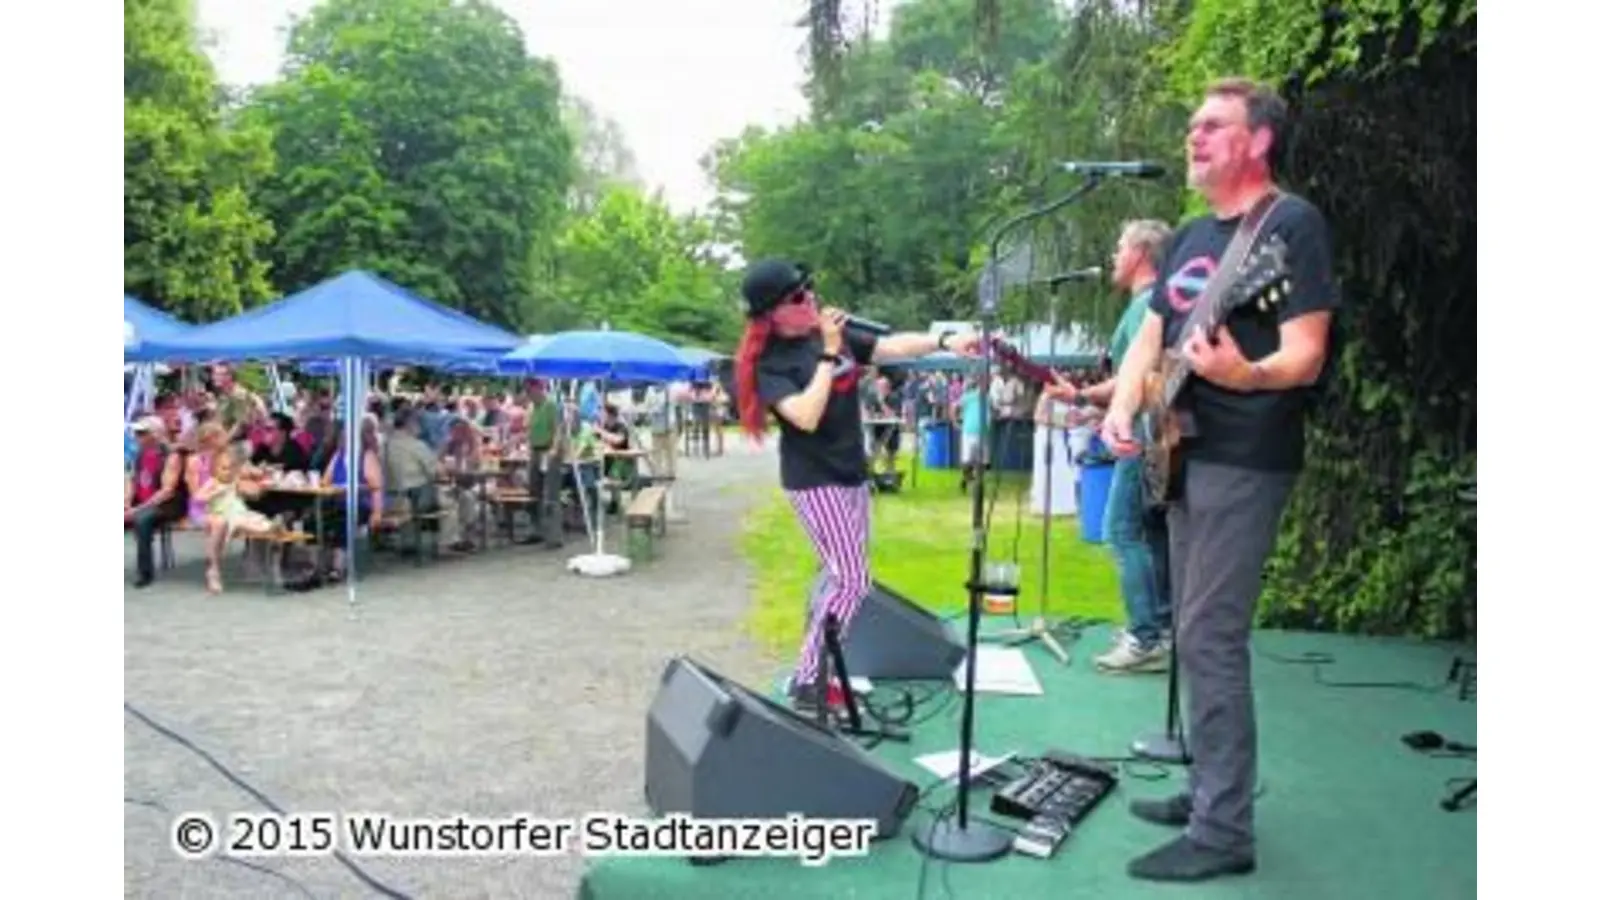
[195,0,838,214]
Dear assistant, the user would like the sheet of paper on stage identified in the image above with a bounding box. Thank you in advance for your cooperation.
[952,645,1044,695]
[914,750,1015,781]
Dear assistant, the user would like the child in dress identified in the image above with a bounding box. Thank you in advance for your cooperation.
[197,447,282,593]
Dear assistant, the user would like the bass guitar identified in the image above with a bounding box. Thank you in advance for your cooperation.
[1138,233,1294,508]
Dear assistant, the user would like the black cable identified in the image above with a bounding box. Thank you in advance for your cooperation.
[124,702,414,900]
[1259,650,1452,692]
[1440,776,1476,812]
[914,803,952,900]
[125,796,321,900]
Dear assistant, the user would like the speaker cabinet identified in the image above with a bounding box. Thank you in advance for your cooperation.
[644,657,919,838]
[810,577,966,681]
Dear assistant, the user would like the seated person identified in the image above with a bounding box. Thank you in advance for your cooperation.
[318,416,384,581]
[864,374,902,468]
[383,407,444,519]
[439,415,485,550]
[196,446,284,594]
[561,415,606,525]
[246,412,314,521]
[594,403,638,487]
[124,417,188,588]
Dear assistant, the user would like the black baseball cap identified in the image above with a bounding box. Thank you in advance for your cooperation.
[740,259,812,318]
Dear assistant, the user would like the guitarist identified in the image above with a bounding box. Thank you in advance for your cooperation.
[1044,219,1175,675]
[1102,77,1338,883]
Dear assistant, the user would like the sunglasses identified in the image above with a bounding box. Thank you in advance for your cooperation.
[782,286,815,306]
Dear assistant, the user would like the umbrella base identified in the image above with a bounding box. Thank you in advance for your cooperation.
[567,553,632,577]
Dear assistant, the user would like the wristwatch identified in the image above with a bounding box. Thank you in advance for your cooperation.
[937,331,953,351]
[819,352,843,365]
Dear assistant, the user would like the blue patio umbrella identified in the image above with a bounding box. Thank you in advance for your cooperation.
[498,330,696,382]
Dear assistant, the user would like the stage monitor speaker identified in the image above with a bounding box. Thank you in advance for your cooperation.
[809,576,966,681]
[645,656,919,839]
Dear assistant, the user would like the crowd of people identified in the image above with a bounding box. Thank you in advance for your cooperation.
[122,364,730,594]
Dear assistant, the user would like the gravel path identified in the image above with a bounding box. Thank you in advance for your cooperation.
[124,440,787,899]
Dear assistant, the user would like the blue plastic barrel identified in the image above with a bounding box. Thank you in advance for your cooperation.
[1079,462,1115,543]
[920,420,953,468]
[991,422,1032,472]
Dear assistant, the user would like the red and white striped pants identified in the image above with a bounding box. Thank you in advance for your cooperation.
[787,482,873,686]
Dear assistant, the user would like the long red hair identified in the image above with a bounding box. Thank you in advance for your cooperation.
[735,317,773,441]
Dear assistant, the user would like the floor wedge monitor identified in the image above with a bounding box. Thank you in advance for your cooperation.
[809,575,966,680]
[644,656,920,839]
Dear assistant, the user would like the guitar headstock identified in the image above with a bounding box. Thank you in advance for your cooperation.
[1227,234,1293,316]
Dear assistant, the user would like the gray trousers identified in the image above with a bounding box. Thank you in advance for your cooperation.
[1169,459,1296,855]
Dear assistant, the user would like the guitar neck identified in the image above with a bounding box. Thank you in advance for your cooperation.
[982,337,1059,387]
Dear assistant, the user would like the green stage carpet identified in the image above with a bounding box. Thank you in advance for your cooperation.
[578,626,1477,900]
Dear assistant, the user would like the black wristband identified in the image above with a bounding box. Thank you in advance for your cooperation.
[819,353,842,366]
[937,331,952,351]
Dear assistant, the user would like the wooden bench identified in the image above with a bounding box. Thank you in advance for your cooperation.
[624,486,669,560]
[370,508,447,563]
[231,529,314,595]
[147,518,313,589]
[487,487,542,542]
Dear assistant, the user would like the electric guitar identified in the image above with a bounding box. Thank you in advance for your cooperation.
[1138,234,1294,509]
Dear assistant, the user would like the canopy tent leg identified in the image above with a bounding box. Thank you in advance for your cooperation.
[341,356,367,611]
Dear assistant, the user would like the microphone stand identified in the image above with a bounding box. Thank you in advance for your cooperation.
[1132,422,1186,764]
[913,174,1105,865]
[986,277,1079,664]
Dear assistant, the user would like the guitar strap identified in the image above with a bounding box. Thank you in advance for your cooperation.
[1170,189,1285,343]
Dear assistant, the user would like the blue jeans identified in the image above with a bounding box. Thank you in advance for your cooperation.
[1105,457,1171,646]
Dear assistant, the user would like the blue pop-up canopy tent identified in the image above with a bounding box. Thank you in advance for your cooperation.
[132,270,523,606]
[124,295,191,357]
[133,271,522,364]
[124,295,193,460]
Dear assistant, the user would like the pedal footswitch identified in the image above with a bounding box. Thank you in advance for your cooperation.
[1011,814,1070,858]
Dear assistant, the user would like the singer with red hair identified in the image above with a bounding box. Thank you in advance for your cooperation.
[734,259,979,710]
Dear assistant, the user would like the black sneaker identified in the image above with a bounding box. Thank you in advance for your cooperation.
[1128,835,1254,882]
[1131,794,1192,827]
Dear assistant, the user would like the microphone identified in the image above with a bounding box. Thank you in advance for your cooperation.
[1057,161,1165,179]
[1044,266,1103,286]
[841,313,892,336]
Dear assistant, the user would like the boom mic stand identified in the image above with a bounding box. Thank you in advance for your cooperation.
[1131,645,1190,763]
[913,173,1106,865]
[986,277,1082,665]
[1132,468,1186,763]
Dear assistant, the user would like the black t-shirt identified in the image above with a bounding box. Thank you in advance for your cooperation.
[1147,192,1338,472]
[252,438,312,473]
[756,331,879,490]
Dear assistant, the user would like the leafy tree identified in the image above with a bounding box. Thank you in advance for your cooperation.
[124,0,276,322]
[708,0,1169,332]
[243,0,574,329]
[540,185,741,348]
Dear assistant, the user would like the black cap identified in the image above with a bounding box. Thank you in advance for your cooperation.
[740,259,811,318]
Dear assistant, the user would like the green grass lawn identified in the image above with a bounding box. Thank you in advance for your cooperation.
[739,466,1124,653]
